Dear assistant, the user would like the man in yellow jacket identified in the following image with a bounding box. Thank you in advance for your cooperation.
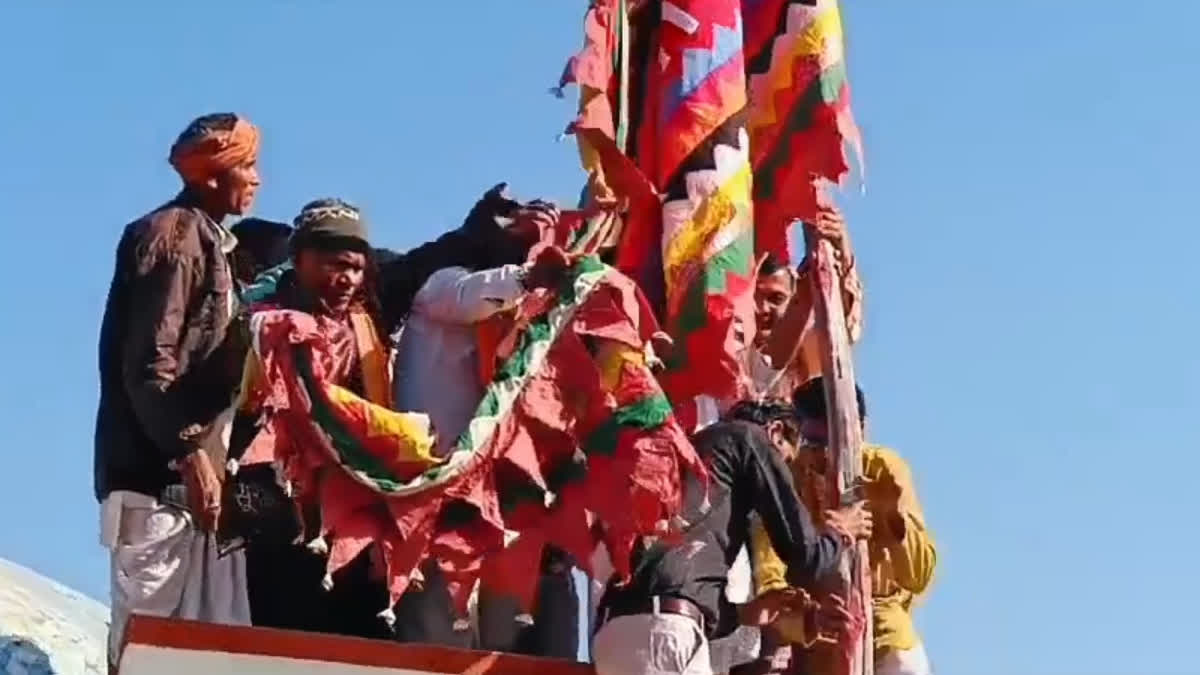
[748,378,936,675]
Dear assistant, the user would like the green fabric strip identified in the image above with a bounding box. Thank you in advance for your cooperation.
[583,393,674,456]
[753,60,848,201]
[293,348,406,492]
[665,229,754,370]
[450,257,607,456]
[287,256,615,497]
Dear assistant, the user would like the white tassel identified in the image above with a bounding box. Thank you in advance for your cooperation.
[321,573,334,592]
[306,535,329,556]
[644,342,664,372]
[670,515,689,532]
[452,618,471,632]
[225,459,240,476]
[377,607,397,628]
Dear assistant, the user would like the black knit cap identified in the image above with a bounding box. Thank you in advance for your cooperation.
[290,198,370,253]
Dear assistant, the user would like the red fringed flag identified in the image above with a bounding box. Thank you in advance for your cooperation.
[557,0,658,255]
[743,0,863,261]
[245,256,705,618]
[563,0,758,428]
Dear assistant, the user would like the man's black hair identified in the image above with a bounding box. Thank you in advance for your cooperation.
[231,218,293,271]
[724,399,801,444]
[457,183,531,270]
[792,376,867,422]
[758,252,790,278]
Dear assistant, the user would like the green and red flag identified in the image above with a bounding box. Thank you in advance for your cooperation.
[245,256,704,615]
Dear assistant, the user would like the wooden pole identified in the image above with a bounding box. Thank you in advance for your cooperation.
[807,232,873,675]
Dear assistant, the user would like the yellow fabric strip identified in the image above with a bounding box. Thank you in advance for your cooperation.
[349,311,393,409]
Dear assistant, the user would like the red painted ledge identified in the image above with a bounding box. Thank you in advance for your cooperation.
[121,615,595,674]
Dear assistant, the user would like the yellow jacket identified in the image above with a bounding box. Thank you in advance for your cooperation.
[751,444,936,659]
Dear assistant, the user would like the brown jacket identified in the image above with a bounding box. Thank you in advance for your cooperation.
[94,193,245,500]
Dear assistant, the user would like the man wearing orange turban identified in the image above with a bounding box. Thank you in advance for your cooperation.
[95,113,261,670]
[168,113,262,214]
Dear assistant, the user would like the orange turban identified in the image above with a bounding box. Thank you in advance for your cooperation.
[168,113,260,185]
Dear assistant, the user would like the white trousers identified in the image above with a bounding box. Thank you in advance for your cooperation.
[877,642,933,675]
[102,491,250,666]
[709,548,759,673]
[593,613,713,675]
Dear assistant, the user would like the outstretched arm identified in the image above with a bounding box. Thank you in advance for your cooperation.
[410,265,527,324]
[374,184,519,330]
[725,426,846,586]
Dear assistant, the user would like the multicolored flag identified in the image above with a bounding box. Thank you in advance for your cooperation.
[563,0,758,418]
[743,0,863,261]
[560,0,864,420]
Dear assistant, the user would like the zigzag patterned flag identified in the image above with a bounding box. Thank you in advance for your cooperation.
[244,257,704,616]
[561,0,864,363]
[743,0,863,261]
[651,0,757,409]
[564,0,758,416]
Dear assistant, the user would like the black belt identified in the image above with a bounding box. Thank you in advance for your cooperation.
[600,595,705,632]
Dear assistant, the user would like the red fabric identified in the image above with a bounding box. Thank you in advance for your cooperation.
[249,269,705,615]
[559,0,618,138]
[752,92,857,261]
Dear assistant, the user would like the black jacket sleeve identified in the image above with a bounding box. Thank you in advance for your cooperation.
[374,184,520,331]
[740,425,845,586]
[374,230,479,331]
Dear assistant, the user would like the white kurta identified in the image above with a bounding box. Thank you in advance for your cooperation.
[392,265,526,456]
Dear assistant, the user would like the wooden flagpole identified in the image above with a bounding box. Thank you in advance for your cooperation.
[807,228,873,675]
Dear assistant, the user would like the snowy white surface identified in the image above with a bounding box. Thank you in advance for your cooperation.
[0,558,107,675]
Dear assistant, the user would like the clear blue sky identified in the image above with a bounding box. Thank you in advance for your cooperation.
[0,2,1195,674]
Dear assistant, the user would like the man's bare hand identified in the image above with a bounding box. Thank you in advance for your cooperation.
[805,208,848,251]
[824,500,873,541]
[811,593,859,641]
[179,450,222,532]
[739,588,811,626]
[514,200,561,236]
[863,472,903,511]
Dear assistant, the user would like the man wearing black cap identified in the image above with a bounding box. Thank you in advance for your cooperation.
[230,192,573,643]
[231,198,400,640]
